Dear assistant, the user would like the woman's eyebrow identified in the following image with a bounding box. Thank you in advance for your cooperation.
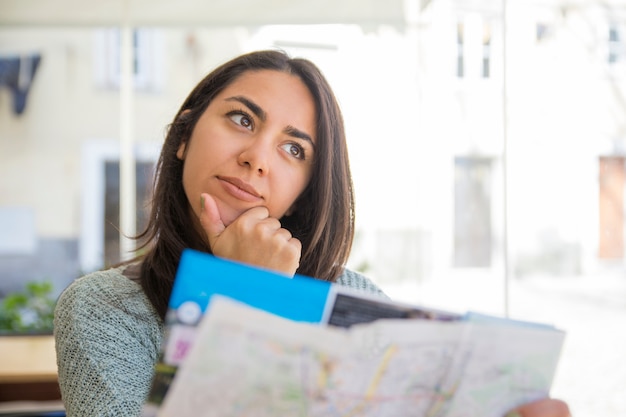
[285,125,315,149]
[225,96,266,122]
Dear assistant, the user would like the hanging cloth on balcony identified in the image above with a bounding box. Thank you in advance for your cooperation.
[0,53,42,115]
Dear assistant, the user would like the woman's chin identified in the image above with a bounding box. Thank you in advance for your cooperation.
[215,203,245,227]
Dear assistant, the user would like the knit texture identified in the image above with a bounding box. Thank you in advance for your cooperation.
[54,267,163,417]
[54,266,385,417]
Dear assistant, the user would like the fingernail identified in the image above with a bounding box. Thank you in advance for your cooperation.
[200,194,205,210]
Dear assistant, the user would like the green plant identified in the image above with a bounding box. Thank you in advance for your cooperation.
[0,281,56,333]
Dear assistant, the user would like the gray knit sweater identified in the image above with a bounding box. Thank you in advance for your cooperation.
[54,266,386,417]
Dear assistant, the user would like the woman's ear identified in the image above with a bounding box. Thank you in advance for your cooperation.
[176,109,192,160]
[176,141,187,160]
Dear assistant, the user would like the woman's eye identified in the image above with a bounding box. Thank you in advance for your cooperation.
[282,143,306,160]
[230,113,253,130]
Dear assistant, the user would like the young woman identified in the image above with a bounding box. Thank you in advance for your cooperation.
[54,50,570,417]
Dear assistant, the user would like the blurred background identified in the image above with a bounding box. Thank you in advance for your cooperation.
[1,0,625,415]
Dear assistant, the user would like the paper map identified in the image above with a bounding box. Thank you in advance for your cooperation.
[141,250,564,417]
[156,297,564,417]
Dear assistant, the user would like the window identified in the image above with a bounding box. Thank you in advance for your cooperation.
[94,27,164,91]
[536,23,553,42]
[456,16,492,79]
[482,23,491,78]
[598,156,625,259]
[457,22,464,77]
[80,140,159,273]
[609,23,620,63]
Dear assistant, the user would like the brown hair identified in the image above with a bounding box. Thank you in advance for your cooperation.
[134,50,354,318]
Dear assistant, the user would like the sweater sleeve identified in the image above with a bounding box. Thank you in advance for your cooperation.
[54,270,163,417]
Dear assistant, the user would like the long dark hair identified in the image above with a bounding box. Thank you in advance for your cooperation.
[134,50,355,319]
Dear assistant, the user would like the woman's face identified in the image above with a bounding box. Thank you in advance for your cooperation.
[177,69,317,227]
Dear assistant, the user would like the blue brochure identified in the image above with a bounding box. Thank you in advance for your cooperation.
[170,248,331,323]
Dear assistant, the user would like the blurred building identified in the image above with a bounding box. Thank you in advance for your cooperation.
[0,0,625,298]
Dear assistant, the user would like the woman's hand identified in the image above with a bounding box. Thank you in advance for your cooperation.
[199,193,301,276]
[506,398,571,417]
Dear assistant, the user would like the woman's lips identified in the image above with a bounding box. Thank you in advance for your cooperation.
[217,176,263,203]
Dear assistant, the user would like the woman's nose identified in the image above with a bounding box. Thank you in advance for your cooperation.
[237,138,270,175]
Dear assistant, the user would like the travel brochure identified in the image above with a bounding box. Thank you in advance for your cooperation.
[141,249,565,417]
